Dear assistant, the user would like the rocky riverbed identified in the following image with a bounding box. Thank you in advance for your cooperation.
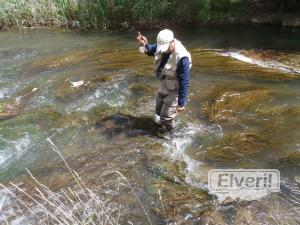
[0,28,299,224]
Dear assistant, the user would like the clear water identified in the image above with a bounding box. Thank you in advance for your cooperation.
[0,25,299,224]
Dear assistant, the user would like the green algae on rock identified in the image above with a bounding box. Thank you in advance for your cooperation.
[87,105,117,123]
[242,50,300,72]
[151,179,212,223]
[279,152,300,167]
[85,49,153,74]
[191,49,299,80]
[129,82,157,96]
[1,107,67,129]
[95,113,159,138]
[200,132,276,165]
[55,79,94,101]
[55,72,126,101]
[24,51,87,74]
[89,73,123,83]
[201,84,272,124]
[0,102,19,120]
[0,87,38,121]
[147,159,187,184]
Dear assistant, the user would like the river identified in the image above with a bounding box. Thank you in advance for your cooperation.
[0,25,299,224]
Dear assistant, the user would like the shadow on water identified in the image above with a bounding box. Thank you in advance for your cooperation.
[95,113,160,139]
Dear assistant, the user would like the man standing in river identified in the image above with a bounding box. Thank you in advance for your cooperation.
[137,29,192,138]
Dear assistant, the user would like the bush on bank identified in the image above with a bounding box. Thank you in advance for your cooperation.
[0,0,299,30]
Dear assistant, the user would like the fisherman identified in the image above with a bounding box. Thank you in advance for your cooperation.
[137,29,192,138]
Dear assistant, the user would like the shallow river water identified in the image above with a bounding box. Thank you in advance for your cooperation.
[0,25,300,224]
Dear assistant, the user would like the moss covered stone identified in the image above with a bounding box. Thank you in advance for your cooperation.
[151,180,212,222]
[200,132,275,164]
[280,152,300,167]
[191,49,299,80]
[201,85,272,124]
[25,51,87,74]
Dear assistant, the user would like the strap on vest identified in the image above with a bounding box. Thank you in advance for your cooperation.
[155,53,171,80]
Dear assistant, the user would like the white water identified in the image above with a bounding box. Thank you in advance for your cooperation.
[162,122,286,203]
[65,80,129,113]
[0,88,11,99]
[220,51,300,74]
[0,134,31,167]
[0,84,21,99]
[163,122,223,190]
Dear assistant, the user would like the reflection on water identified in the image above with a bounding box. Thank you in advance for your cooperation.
[0,26,299,224]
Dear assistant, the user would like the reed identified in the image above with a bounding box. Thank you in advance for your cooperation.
[0,138,153,225]
[0,0,248,30]
[1,0,299,30]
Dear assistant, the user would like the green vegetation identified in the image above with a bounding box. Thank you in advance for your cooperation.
[0,103,4,113]
[0,0,299,30]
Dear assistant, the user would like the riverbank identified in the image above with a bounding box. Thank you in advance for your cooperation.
[0,0,299,31]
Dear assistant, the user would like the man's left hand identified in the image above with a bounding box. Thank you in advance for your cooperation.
[176,105,185,112]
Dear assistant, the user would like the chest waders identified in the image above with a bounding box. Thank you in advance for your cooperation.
[154,40,192,132]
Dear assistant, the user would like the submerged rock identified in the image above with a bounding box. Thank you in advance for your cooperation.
[90,72,126,83]
[151,180,212,223]
[200,132,276,165]
[55,79,94,101]
[240,50,300,74]
[95,113,159,138]
[141,136,217,224]
[197,82,299,167]
[191,49,299,80]
[55,72,126,100]
[24,51,87,74]
[0,102,19,120]
[279,151,300,167]
[87,105,117,123]
[129,82,156,96]
[201,208,227,225]
[252,105,300,149]
[4,107,67,129]
[147,159,187,184]
[86,49,152,74]
[214,201,268,225]
[127,81,157,116]
[201,84,272,124]
[0,87,38,121]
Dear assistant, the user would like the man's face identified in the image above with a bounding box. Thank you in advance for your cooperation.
[156,40,175,56]
[166,40,175,53]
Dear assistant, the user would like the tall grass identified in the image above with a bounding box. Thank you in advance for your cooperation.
[0,0,130,30]
[0,0,245,30]
[0,0,298,30]
[0,138,153,225]
[0,0,66,29]
[0,0,100,29]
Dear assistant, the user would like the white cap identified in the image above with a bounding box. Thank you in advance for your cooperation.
[156,29,174,53]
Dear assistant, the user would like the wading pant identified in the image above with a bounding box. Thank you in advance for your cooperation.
[155,91,178,131]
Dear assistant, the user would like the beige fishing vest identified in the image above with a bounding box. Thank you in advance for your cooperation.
[154,39,192,95]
